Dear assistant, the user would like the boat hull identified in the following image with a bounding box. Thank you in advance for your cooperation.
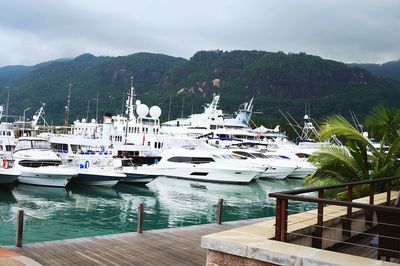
[155,167,258,183]
[119,166,158,184]
[17,166,75,187]
[0,169,20,185]
[259,166,296,180]
[70,169,124,187]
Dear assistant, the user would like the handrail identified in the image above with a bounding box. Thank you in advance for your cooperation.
[269,176,400,246]
[270,176,398,195]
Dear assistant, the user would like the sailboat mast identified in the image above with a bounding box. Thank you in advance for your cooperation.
[64,83,72,125]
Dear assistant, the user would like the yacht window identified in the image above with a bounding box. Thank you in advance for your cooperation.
[213,155,221,159]
[250,153,267,158]
[51,143,68,153]
[18,160,60,168]
[71,145,81,154]
[7,131,11,136]
[167,156,215,164]
[279,156,291,160]
[232,151,256,158]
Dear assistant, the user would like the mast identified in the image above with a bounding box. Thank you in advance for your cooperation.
[5,87,10,122]
[167,93,172,121]
[181,96,185,118]
[64,83,72,125]
[86,99,90,120]
[95,90,99,122]
[124,76,136,144]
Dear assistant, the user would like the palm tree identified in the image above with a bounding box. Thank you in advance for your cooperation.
[305,106,400,198]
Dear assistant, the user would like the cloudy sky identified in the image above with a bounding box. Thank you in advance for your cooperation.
[0,0,399,67]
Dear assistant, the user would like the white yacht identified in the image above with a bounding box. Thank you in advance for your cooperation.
[13,137,76,187]
[40,134,124,187]
[153,148,261,183]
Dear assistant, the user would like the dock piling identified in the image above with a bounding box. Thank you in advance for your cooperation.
[16,209,24,247]
[137,203,144,233]
[217,198,223,225]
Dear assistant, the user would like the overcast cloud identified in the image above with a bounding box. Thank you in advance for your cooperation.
[0,0,399,66]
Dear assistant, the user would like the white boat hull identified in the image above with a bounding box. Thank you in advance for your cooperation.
[259,165,296,180]
[288,166,316,179]
[71,168,124,187]
[155,166,258,183]
[0,169,20,185]
[118,166,158,184]
[17,166,75,187]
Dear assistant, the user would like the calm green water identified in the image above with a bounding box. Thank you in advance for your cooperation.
[0,177,313,246]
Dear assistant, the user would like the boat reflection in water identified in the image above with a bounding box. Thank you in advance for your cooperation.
[0,177,310,246]
[147,176,275,226]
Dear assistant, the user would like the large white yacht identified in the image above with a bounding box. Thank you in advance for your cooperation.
[13,137,76,187]
[152,148,261,183]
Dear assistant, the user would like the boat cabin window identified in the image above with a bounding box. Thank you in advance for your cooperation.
[296,153,310,158]
[51,143,69,153]
[5,145,15,152]
[250,152,267,158]
[70,144,82,154]
[167,156,215,164]
[232,151,256,159]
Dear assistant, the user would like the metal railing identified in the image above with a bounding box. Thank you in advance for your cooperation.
[269,176,400,250]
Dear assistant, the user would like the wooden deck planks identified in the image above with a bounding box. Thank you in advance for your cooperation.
[8,218,267,266]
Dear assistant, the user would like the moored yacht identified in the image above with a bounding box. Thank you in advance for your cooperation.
[13,137,76,187]
[153,148,261,183]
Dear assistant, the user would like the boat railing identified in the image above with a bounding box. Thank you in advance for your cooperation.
[269,176,400,260]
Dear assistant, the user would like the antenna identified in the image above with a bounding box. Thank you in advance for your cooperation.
[167,93,172,121]
[5,87,10,122]
[95,90,99,122]
[181,96,185,118]
[86,99,90,120]
[64,83,72,125]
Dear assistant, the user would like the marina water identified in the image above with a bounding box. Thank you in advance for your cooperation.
[0,177,312,246]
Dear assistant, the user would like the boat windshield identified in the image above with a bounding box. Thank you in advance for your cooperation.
[15,140,51,151]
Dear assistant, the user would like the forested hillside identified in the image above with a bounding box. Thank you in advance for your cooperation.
[1,50,399,129]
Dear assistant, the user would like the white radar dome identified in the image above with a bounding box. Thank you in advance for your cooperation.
[135,100,141,106]
[136,104,149,117]
[149,106,162,118]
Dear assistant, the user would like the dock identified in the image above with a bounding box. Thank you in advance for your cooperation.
[7,217,267,266]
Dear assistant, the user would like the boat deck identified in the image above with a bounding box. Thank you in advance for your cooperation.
[7,218,267,266]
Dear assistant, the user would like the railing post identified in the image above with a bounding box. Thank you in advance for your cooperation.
[280,199,288,242]
[274,198,288,242]
[217,198,223,225]
[343,185,353,238]
[312,190,324,248]
[15,209,24,247]
[366,183,375,226]
[386,180,392,206]
[137,203,144,233]
[274,198,282,241]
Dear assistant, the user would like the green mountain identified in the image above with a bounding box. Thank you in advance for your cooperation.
[1,50,399,129]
